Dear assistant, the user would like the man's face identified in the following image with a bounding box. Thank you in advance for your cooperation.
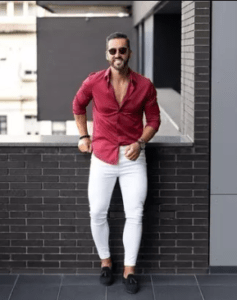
[106,38,131,71]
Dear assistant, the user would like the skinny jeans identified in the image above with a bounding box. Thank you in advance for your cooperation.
[88,146,147,266]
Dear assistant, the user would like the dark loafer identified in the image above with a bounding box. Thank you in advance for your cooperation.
[100,266,114,286]
[122,274,139,294]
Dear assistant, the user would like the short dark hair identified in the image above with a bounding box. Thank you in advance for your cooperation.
[106,32,130,50]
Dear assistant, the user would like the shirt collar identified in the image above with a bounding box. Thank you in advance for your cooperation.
[104,67,136,85]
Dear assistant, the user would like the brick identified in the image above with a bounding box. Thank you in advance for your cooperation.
[0,176,25,182]
[60,175,88,182]
[0,226,9,232]
[0,262,26,267]
[0,183,9,189]
[10,198,42,204]
[28,233,59,240]
[160,176,192,182]
[27,204,58,211]
[43,183,75,189]
[10,183,42,189]
[9,155,41,161]
[60,190,87,197]
[43,169,75,175]
[160,190,192,197]
[43,212,75,218]
[44,197,76,204]
[194,219,208,225]
[0,233,26,239]
[160,247,192,254]
[160,233,192,240]
[194,247,208,254]
[160,204,192,211]
[0,169,7,175]
[28,262,59,268]
[194,233,208,239]
[44,226,76,232]
[11,240,43,246]
[177,212,208,218]
[0,198,9,204]
[11,226,42,232]
[0,147,25,154]
[10,212,42,218]
[0,155,7,161]
[27,190,59,197]
[26,147,58,154]
[42,155,75,161]
[61,262,92,268]
[60,161,89,168]
[10,169,41,175]
[160,261,192,268]
[44,254,76,260]
[177,154,208,161]
[177,183,208,189]
[45,240,76,247]
[12,254,42,260]
[27,176,59,182]
[60,148,78,154]
[26,162,58,168]
[177,254,208,261]
[177,225,208,232]
[27,219,59,225]
[177,240,208,247]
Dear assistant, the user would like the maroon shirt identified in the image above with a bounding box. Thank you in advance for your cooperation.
[72,67,161,165]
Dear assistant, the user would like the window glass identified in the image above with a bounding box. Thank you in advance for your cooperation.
[0,3,7,16]
[14,3,23,16]
[0,116,7,135]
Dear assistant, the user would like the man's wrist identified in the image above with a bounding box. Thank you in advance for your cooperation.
[136,138,146,150]
[79,134,90,140]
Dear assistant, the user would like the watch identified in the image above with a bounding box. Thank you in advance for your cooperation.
[137,138,146,150]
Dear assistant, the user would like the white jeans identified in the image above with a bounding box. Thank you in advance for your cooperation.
[88,146,147,266]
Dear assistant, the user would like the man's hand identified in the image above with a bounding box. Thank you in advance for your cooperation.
[124,142,141,161]
[78,137,92,153]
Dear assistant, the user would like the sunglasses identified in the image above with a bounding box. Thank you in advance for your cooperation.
[108,47,128,55]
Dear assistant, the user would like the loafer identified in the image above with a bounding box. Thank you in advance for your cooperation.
[100,266,114,286]
[122,274,139,294]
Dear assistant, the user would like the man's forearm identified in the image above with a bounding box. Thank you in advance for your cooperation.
[140,126,157,143]
[74,114,89,136]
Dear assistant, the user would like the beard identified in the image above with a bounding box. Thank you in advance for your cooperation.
[110,56,130,71]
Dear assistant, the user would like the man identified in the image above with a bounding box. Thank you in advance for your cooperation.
[72,32,161,294]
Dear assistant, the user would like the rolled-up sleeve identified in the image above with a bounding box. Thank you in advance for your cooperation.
[72,73,94,115]
[144,82,161,132]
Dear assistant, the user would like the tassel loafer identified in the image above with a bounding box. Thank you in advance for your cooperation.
[122,274,139,294]
[100,266,114,286]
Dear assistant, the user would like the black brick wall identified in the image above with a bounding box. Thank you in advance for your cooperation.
[0,144,209,274]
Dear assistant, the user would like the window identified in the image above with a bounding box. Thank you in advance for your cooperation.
[28,3,37,16]
[52,122,66,135]
[25,116,39,135]
[14,2,23,16]
[0,116,7,135]
[0,3,7,16]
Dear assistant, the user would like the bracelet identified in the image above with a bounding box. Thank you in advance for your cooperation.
[79,135,90,140]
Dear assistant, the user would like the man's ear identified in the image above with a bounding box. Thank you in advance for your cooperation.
[105,51,109,61]
[129,50,133,59]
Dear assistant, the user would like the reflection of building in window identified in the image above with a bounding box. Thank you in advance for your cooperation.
[0,116,7,135]
[25,115,39,135]
[52,122,66,136]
